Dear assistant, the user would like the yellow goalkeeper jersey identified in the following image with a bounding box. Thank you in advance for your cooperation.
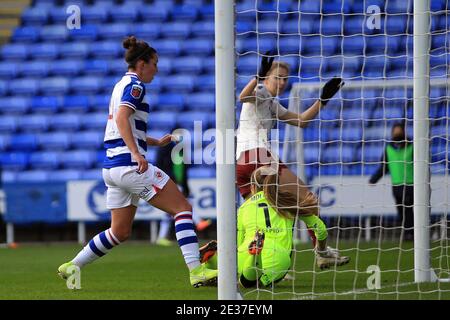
[237,191,295,254]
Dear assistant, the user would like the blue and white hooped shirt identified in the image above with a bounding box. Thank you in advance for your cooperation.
[103,72,150,169]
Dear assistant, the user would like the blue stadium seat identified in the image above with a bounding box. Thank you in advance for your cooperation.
[181,38,214,56]
[240,36,276,54]
[90,94,110,112]
[153,39,181,56]
[0,116,18,133]
[90,41,123,58]
[29,43,59,60]
[98,23,133,40]
[199,4,214,20]
[134,23,161,39]
[0,134,9,151]
[9,78,39,96]
[30,96,61,114]
[49,114,81,131]
[160,22,191,39]
[344,16,365,35]
[385,1,412,14]
[155,94,184,111]
[101,76,122,93]
[69,24,98,41]
[70,77,102,94]
[139,5,169,22]
[171,5,198,21]
[16,170,49,182]
[160,75,194,92]
[21,7,48,25]
[59,42,89,59]
[176,111,210,130]
[202,57,215,74]
[342,35,365,55]
[341,126,363,142]
[185,93,214,112]
[156,58,171,75]
[0,97,30,114]
[319,16,343,36]
[109,5,139,22]
[84,60,109,75]
[279,36,302,55]
[322,145,358,163]
[80,112,107,130]
[49,59,83,76]
[172,57,203,74]
[12,26,40,42]
[48,7,72,23]
[60,150,96,169]
[194,75,215,92]
[0,152,28,170]
[62,95,90,113]
[362,144,384,163]
[18,114,50,132]
[80,169,103,180]
[82,5,109,24]
[9,134,38,151]
[149,112,177,129]
[351,0,385,14]
[40,77,69,95]
[305,36,339,55]
[30,151,61,169]
[325,56,361,74]
[47,169,82,181]
[188,166,215,178]
[386,15,410,35]
[76,131,104,149]
[37,132,71,150]
[1,44,29,60]
[299,57,324,74]
[0,62,19,78]
[322,0,351,14]
[40,25,68,41]
[303,143,321,164]
[108,59,128,75]
[365,35,389,54]
[2,171,17,183]
[363,56,391,72]
[27,61,50,77]
[298,1,320,13]
[191,21,215,37]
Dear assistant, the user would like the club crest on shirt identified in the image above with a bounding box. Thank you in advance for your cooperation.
[131,84,143,99]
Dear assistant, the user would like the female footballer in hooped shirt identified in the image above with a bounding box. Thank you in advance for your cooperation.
[58,36,218,288]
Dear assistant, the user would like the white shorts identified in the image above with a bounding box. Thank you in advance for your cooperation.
[102,164,170,209]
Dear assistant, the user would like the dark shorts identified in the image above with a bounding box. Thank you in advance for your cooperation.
[236,148,287,199]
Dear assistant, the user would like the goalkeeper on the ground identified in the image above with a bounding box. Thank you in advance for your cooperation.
[200,166,350,288]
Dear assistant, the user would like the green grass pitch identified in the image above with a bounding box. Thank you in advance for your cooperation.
[0,241,449,300]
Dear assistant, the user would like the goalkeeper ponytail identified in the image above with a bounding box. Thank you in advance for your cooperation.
[250,166,297,219]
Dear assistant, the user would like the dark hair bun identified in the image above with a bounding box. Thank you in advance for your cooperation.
[123,36,137,50]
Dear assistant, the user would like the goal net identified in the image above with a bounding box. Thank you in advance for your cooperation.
[235,0,450,299]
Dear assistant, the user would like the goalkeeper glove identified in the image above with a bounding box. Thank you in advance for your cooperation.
[256,51,275,81]
[320,77,345,106]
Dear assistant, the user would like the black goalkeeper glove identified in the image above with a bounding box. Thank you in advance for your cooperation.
[320,77,345,106]
[256,50,275,81]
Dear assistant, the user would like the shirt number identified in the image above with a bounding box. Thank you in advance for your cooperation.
[258,203,271,228]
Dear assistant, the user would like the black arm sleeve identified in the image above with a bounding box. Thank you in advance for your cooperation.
[369,148,389,184]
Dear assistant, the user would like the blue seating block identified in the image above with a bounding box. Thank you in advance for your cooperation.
[18,114,50,132]
[38,132,71,150]
[30,151,60,169]
[9,134,38,151]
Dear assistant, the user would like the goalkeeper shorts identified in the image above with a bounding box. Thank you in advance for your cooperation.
[102,164,170,209]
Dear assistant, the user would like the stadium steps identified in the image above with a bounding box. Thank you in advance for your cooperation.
[0,0,31,45]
